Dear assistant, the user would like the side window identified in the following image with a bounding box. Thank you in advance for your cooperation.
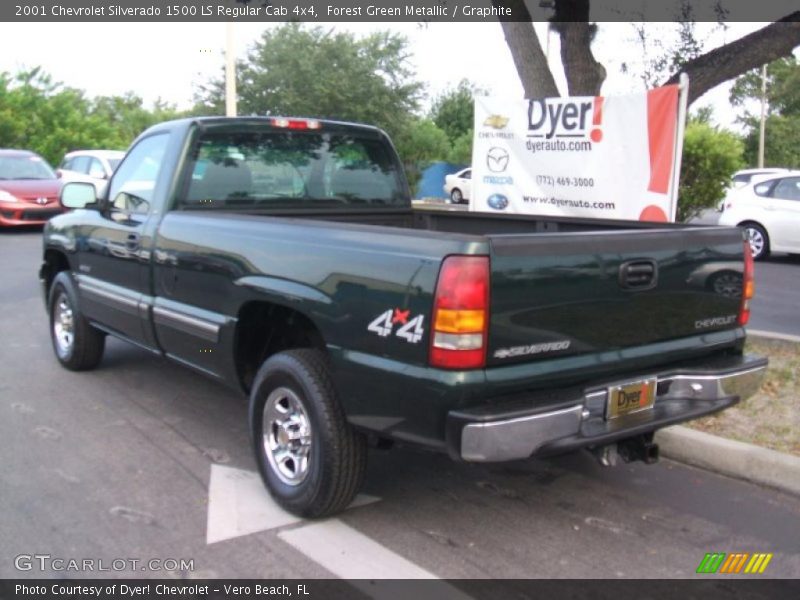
[70,156,91,174]
[109,134,169,215]
[88,158,106,179]
[463,170,472,180]
[754,182,774,197]
[772,177,800,201]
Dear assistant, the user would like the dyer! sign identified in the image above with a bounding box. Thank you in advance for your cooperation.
[471,84,687,222]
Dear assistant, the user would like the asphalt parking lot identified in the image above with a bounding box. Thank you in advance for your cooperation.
[1,228,799,581]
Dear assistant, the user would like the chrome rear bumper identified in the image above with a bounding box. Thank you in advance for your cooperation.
[453,354,767,462]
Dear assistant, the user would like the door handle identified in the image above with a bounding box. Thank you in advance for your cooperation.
[126,233,140,250]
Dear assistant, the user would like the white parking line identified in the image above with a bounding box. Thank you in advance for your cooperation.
[206,465,378,544]
[279,520,472,599]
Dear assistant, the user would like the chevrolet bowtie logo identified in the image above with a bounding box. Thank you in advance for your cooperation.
[483,114,509,129]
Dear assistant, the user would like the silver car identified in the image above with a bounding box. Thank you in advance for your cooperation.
[57,150,125,190]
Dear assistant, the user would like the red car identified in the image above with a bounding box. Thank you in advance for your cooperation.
[0,149,65,227]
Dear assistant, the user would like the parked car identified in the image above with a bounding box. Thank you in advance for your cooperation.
[57,150,125,190]
[443,168,471,204]
[719,171,800,260]
[0,149,64,227]
[41,116,765,517]
[730,168,791,189]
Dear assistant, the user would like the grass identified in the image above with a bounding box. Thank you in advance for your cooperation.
[685,337,800,457]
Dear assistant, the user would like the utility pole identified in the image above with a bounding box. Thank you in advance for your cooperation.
[225,22,237,117]
[758,63,767,168]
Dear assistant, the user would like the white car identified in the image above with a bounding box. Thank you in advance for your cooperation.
[730,168,791,189]
[57,150,125,189]
[718,171,800,260]
[443,168,471,204]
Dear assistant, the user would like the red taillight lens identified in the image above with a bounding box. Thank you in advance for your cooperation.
[430,256,489,369]
[739,239,755,326]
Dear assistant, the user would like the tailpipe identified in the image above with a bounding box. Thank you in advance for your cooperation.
[618,433,660,465]
[590,433,660,467]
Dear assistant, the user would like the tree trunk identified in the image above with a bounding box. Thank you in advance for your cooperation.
[492,0,559,99]
[663,15,800,105]
[556,21,606,96]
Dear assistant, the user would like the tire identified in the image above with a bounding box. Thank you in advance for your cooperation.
[450,188,463,204]
[742,222,770,261]
[48,271,105,371]
[707,271,743,298]
[249,349,367,518]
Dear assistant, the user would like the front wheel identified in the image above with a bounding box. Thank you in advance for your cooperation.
[249,349,366,518]
[48,272,105,371]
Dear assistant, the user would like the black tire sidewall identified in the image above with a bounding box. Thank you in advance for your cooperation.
[249,353,335,513]
[48,272,80,365]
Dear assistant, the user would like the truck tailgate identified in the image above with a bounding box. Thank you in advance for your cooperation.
[486,226,746,367]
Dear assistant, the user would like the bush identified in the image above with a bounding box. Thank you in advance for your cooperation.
[678,122,744,222]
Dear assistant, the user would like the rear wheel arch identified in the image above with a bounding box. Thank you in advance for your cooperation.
[233,300,327,393]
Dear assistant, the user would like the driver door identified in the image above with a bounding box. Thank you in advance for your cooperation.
[76,134,168,347]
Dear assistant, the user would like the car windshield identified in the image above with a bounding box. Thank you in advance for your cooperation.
[108,158,122,171]
[182,127,405,209]
[0,155,56,180]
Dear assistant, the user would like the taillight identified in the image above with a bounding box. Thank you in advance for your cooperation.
[739,239,755,326]
[430,255,489,369]
[271,118,321,130]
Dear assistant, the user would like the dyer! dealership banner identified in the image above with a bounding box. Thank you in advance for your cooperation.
[470,83,687,222]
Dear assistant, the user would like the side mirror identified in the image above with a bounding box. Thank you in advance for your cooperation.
[60,182,99,209]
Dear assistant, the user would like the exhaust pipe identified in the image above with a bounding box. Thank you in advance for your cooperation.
[590,434,660,467]
[618,434,660,465]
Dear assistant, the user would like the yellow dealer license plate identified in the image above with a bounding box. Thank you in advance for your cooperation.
[606,378,657,420]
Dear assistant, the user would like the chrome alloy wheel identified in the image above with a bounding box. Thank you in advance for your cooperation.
[746,227,765,258]
[53,293,75,357]
[711,273,743,298]
[262,387,312,486]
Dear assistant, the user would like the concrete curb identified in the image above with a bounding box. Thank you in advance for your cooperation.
[749,329,800,344]
[655,425,800,497]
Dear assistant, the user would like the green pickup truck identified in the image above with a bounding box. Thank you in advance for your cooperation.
[41,117,766,517]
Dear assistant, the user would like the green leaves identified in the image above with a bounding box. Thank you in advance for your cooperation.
[0,68,185,166]
[195,24,422,142]
[678,121,744,222]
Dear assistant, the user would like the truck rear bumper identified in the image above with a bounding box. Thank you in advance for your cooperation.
[447,354,767,462]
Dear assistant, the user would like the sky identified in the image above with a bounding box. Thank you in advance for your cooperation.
[0,21,777,131]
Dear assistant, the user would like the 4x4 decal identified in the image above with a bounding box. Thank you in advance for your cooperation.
[367,309,425,344]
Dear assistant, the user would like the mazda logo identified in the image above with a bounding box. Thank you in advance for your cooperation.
[486,147,509,173]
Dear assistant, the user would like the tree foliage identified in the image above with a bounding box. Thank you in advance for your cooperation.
[0,67,183,166]
[393,118,451,193]
[678,120,744,222]
[194,23,423,141]
[430,79,477,143]
[729,57,800,168]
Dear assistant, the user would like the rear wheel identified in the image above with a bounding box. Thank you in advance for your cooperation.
[743,223,770,261]
[450,188,463,204]
[249,349,366,518]
[48,272,105,371]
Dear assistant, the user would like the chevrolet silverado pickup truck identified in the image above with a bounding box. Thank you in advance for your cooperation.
[41,116,767,517]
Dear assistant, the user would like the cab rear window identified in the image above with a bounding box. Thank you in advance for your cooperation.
[181,128,405,210]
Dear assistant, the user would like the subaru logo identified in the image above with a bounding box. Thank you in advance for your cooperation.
[486,147,509,173]
[487,194,509,210]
